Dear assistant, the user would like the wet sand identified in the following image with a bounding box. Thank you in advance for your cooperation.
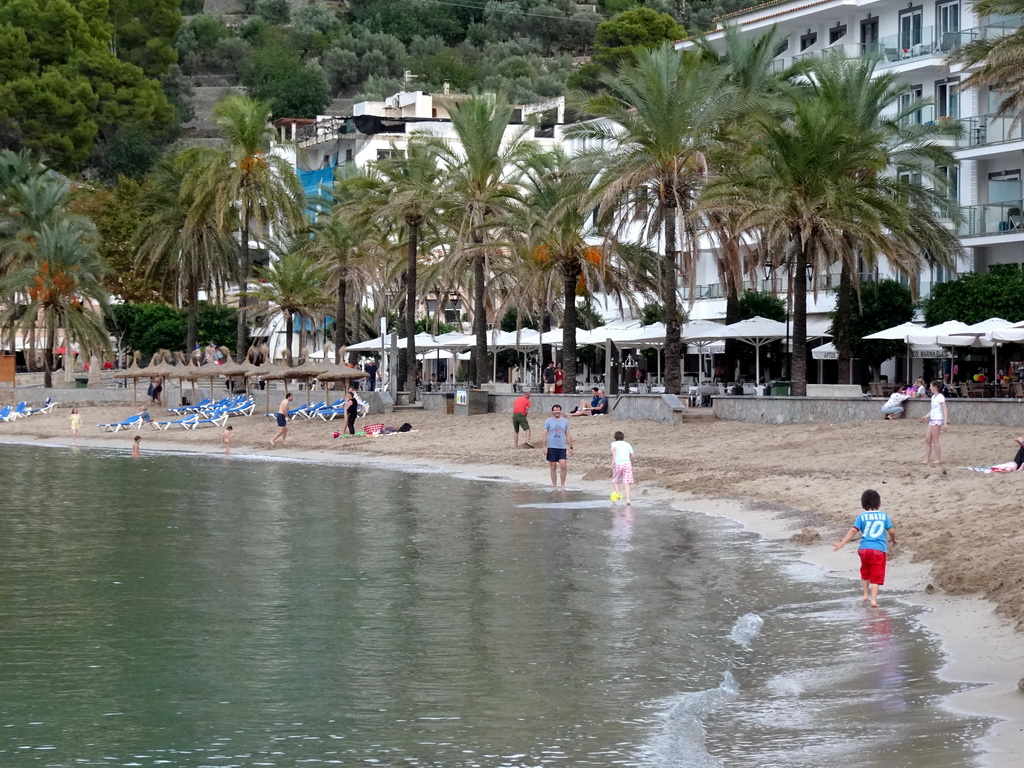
[3,404,1023,764]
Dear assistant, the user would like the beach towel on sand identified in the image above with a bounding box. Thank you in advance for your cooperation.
[961,462,1022,473]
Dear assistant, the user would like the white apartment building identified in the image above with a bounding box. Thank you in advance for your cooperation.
[683,0,1024,297]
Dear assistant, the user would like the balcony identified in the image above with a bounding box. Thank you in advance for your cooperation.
[297,117,354,147]
[679,275,833,301]
[966,16,1023,43]
[958,114,1024,147]
[958,199,1024,236]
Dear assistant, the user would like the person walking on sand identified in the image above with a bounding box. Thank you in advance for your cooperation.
[270,393,293,448]
[610,430,635,505]
[131,434,141,458]
[69,407,81,445]
[223,425,233,455]
[920,379,949,464]
[512,390,533,448]
[832,489,898,608]
[543,404,573,490]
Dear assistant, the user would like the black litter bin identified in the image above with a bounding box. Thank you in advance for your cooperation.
[443,392,455,414]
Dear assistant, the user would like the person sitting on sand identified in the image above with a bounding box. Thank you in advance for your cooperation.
[881,384,911,420]
[590,388,609,416]
[569,387,601,416]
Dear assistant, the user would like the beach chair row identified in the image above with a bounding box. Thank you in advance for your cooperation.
[0,398,56,423]
[98,411,230,432]
[278,397,367,422]
[167,395,255,418]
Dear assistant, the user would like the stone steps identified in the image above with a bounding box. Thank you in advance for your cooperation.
[679,409,717,422]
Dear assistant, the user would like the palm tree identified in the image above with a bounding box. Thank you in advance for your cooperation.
[425,92,540,385]
[703,93,960,395]
[1,168,97,372]
[951,0,1024,119]
[0,216,111,388]
[305,211,383,364]
[249,248,330,365]
[135,151,237,354]
[181,94,307,361]
[517,150,657,394]
[567,43,741,394]
[340,142,441,397]
[692,26,803,380]
[809,50,962,383]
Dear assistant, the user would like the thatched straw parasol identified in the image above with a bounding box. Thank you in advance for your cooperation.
[164,354,203,406]
[112,351,144,403]
[316,364,370,390]
[144,350,183,408]
[246,361,291,411]
[216,347,253,397]
[278,356,331,404]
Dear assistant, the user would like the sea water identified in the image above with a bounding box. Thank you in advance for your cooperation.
[0,444,988,766]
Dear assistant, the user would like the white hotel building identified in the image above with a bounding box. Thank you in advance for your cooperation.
[682,0,1024,293]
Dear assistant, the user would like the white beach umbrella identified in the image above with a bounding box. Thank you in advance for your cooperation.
[946,318,1013,379]
[812,342,839,360]
[906,320,971,346]
[686,316,787,386]
[862,321,924,341]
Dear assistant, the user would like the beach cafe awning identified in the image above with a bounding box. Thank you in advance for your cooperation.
[814,341,944,359]
[812,342,838,360]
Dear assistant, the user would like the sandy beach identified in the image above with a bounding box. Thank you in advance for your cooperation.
[3,403,1023,764]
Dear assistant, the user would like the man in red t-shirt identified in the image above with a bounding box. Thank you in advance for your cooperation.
[512,391,534,448]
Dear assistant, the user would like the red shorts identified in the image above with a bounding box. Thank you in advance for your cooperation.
[859,548,887,585]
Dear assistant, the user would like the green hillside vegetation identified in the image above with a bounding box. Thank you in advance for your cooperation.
[0,0,181,175]
[0,0,764,178]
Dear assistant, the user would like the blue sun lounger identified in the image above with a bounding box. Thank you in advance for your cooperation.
[97,414,143,432]
[26,397,56,416]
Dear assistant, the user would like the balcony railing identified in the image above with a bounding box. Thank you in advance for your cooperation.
[958,114,1024,147]
[958,199,1024,236]
[679,275,833,301]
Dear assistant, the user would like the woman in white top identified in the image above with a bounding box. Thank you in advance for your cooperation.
[920,380,949,464]
[881,385,911,420]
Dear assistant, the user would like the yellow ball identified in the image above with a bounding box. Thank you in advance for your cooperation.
[610,492,622,501]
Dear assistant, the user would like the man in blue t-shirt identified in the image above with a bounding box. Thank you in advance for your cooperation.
[833,489,898,608]
[543,404,574,490]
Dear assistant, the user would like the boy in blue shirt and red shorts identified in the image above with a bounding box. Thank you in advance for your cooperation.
[832,489,898,608]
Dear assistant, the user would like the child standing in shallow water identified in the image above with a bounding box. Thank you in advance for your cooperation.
[131,434,141,458]
[832,489,898,608]
[921,379,949,464]
[68,408,81,445]
[610,430,635,505]
[223,425,233,455]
